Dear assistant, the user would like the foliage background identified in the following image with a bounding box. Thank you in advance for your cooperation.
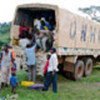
[0,22,11,48]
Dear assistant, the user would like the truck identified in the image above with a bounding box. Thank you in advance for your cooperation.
[10,3,100,80]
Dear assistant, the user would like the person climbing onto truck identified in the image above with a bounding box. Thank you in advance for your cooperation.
[19,21,30,37]
[34,18,41,30]
[25,43,36,82]
[45,31,54,52]
[40,17,52,30]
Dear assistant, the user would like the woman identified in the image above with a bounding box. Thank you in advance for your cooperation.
[1,45,12,86]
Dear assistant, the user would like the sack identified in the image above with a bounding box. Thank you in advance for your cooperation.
[12,38,19,46]
[28,84,44,90]
[21,81,35,87]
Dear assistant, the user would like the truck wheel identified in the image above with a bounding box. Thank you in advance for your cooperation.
[74,60,84,80]
[84,58,93,76]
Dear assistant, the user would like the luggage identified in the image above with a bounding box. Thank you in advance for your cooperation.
[21,81,35,87]
[12,38,19,46]
[28,84,44,90]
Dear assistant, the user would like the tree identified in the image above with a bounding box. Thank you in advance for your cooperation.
[0,22,11,47]
[0,22,11,34]
[79,6,100,22]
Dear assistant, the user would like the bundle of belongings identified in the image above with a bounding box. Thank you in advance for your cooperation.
[21,81,44,90]
[21,81,35,87]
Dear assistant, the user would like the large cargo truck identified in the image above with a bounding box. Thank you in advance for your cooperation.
[10,3,100,80]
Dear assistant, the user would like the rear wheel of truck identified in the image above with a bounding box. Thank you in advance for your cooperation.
[84,58,93,76]
[74,60,84,80]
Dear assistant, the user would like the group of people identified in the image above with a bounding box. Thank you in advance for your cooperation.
[0,17,58,94]
[0,45,18,94]
[23,39,58,93]
[18,17,58,93]
[0,44,59,93]
[18,17,55,52]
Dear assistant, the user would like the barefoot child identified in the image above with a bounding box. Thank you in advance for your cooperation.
[10,73,18,94]
[10,58,18,94]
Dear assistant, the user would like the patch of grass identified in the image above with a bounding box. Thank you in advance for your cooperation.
[1,66,100,100]
[0,32,10,47]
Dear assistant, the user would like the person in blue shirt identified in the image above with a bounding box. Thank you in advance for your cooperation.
[40,18,52,31]
[10,73,18,94]
[25,43,36,82]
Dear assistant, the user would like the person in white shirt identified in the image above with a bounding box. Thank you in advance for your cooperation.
[19,31,31,49]
[48,49,58,72]
[25,43,36,82]
[19,38,30,49]
[34,18,41,30]
[42,48,58,93]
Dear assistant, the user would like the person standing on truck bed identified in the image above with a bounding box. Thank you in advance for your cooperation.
[40,17,52,31]
[19,21,29,37]
[25,43,36,82]
[42,48,58,93]
[37,17,54,52]
[34,18,41,30]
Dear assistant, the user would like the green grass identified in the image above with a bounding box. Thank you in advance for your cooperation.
[1,66,100,100]
[0,32,10,48]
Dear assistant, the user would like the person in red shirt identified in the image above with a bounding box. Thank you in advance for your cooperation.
[19,26,29,35]
[19,21,30,38]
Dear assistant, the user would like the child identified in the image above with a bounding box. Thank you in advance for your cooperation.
[10,73,18,94]
[43,54,51,76]
[11,59,17,74]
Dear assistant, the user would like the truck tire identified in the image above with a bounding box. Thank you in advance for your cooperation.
[84,58,93,76]
[74,60,84,80]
